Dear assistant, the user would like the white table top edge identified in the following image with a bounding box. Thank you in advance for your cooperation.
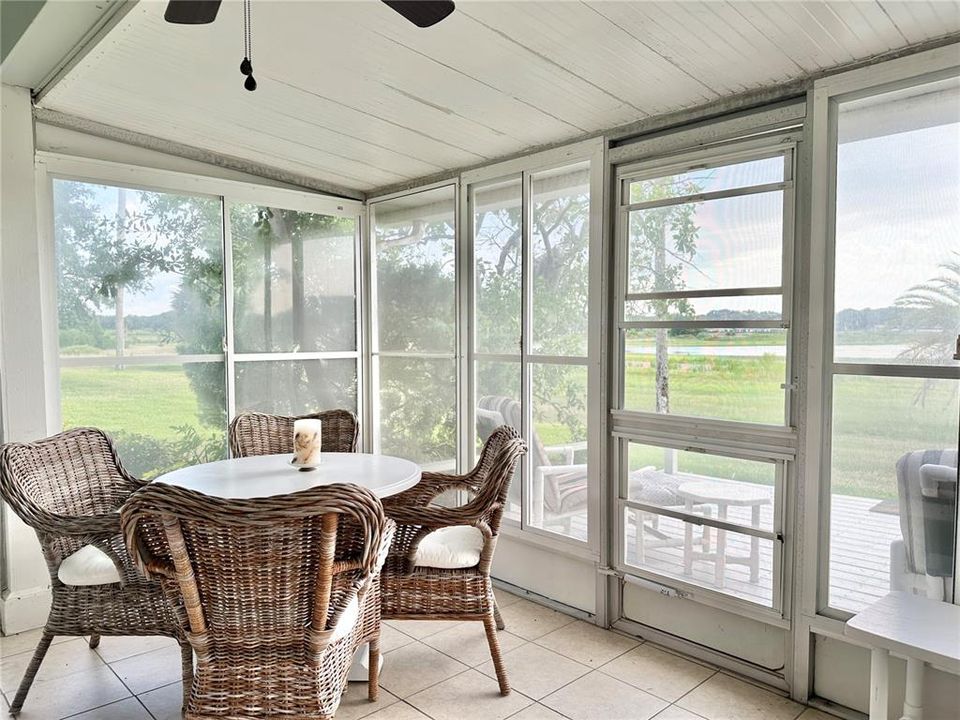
[844,591,960,674]
[153,452,422,500]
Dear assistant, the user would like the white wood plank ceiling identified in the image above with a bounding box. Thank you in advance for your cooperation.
[39,1,960,195]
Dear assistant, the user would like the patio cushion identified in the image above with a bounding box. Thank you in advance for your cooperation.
[414,525,484,569]
[57,544,122,586]
[330,595,359,644]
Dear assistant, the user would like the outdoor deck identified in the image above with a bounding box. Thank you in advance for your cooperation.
[557,491,901,613]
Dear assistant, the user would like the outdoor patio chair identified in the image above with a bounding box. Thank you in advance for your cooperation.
[890,448,958,602]
[379,425,527,696]
[121,481,395,718]
[0,427,192,716]
[477,396,689,535]
[228,408,359,457]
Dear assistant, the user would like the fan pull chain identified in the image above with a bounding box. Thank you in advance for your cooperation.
[239,0,256,91]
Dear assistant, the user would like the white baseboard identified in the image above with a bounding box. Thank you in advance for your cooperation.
[1,586,51,635]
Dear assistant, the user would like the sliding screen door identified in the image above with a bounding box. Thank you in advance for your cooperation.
[469,161,594,544]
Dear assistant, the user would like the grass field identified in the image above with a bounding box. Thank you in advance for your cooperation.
[61,365,211,440]
[60,356,958,498]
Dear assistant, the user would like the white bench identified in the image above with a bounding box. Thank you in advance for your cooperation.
[845,592,960,720]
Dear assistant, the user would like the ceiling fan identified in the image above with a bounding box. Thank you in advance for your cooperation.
[163,1,456,29]
[164,0,455,90]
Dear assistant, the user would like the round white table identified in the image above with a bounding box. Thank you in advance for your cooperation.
[156,452,421,500]
[155,451,422,681]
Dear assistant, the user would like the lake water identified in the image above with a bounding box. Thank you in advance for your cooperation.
[625,343,913,359]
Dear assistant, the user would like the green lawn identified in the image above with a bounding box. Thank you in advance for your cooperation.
[61,365,209,440]
[59,358,957,499]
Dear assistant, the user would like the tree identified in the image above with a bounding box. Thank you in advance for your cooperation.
[896,252,960,366]
[57,185,175,366]
[627,176,704,413]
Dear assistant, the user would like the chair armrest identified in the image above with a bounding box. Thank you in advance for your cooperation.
[383,471,477,511]
[31,510,121,539]
[387,503,490,531]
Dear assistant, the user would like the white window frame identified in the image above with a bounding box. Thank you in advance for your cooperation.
[36,153,365,445]
[610,132,801,625]
[804,46,960,623]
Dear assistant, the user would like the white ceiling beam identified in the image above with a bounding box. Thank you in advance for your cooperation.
[1,0,135,95]
[34,107,366,201]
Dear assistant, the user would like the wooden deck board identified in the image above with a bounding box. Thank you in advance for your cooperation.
[546,490,903,613]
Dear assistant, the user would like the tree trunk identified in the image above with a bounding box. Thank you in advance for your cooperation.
[655,327,669,414]
[115,187,127,370]
[115,285,125,370]
[654,223,669,414]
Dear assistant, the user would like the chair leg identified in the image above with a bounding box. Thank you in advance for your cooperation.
[368,638,381,702]
[482,614,510,696]
[179,641,194,713]
[493,598,506,631]
[88,634,100,649]
[9,631,54,716]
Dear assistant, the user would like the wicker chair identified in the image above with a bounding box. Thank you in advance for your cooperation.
[0,428,191,716]
[380,425,527,696]
[121,481,395,719]
[229,409,359,457]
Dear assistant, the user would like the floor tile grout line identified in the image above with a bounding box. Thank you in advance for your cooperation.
[92,637,180,667]
[672,668,720,708]
[58,694,149,720]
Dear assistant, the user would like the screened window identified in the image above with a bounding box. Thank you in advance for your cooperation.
[54,179,227,478]
[621,149,791,426]
[471,162,593,542]
[370,186,457,469]
[229,203,360,417]
[826,75,960,614]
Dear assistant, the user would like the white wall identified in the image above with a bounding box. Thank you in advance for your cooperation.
[493,537,597,615]
[0,83,54,633]
[814,633,960,719]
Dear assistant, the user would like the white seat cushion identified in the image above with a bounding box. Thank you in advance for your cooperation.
[414,525,485,569]
[330,594,360,643]
[57,545,122,586]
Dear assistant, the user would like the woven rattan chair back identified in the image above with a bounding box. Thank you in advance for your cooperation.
[1,427,135,524]
[380,425,526,696]
[122,481,394,719]
[0,428,190,716]
[228,409,359,457]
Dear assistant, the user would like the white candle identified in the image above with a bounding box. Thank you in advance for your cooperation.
[293,419,323,466]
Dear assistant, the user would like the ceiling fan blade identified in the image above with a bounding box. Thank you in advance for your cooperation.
[382,1,455,28]
[164,0,222,24]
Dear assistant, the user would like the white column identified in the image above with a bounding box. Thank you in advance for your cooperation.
[0,83,54,634]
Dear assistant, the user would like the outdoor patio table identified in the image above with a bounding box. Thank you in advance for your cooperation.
[677,480,770,589]
[154,451,422,681]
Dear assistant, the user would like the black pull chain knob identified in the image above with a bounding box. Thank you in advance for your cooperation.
[240,56,252,75]
[244,73,257,91]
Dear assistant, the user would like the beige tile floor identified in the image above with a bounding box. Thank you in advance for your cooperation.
[0,590,833,720]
